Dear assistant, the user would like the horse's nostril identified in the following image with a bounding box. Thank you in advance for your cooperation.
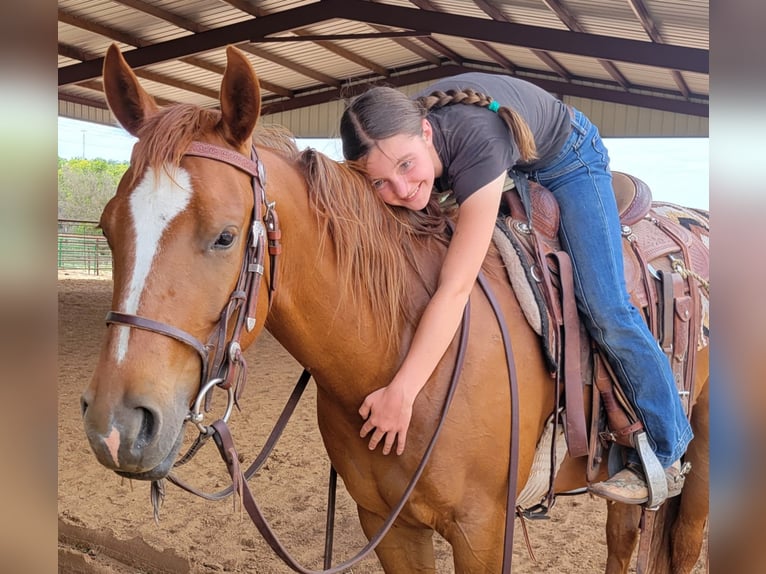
[80,397,89,418]
[135,407,156,449]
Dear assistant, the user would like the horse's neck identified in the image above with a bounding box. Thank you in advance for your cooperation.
[260,158,404,407]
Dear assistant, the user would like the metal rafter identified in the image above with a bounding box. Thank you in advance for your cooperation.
[224,0,389,78]
[261,62,706,117]
[57,0,707,119]
[539,0,631,89]
[408,0,514,70]
[106,1,299,96]
[237,43,341,86]
[473,0,571,79]
[338,1,707,72]
[59,0,707,87]
[626,0,692,98]
[367,0,443,65]
[58,6,293,98]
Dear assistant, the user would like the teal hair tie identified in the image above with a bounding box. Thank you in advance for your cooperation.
[488,100,500,113]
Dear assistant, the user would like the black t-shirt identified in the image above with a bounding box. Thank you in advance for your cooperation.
[415,73,571,204]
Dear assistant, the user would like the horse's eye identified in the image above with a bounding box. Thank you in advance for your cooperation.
[213,230,236,249]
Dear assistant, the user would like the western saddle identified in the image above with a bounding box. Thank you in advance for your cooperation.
[494,171,710,510]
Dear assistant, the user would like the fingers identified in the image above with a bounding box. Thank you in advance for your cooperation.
[367,428,386,451]
[396,429,407,455]
[360,417,393,453]
[358,400,371,421]
[359,418,374,438]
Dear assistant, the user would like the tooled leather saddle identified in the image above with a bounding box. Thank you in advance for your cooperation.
[494,171,710,487]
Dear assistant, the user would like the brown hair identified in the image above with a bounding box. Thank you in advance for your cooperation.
[340,83,538,162]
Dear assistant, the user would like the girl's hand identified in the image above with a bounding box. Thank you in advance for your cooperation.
[358,382,414,455]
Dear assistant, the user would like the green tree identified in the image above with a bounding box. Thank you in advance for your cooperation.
[58,158,129,221]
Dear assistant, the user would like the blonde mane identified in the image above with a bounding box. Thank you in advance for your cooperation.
[297,148,452,344]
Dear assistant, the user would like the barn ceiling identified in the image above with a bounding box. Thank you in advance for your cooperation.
[58,0,709,123]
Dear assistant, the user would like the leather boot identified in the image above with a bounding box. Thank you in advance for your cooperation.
[588,460,687,505]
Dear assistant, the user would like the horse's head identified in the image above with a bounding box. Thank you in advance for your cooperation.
[81,44,270,479]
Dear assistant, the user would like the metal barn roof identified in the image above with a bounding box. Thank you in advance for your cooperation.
[58,0,709,138]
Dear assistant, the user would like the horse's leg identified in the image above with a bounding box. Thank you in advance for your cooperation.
[357,506,436,574]
[604,501,642,574]
[604,378,710,574]
[439,507,504,573]
[669,379,709,573]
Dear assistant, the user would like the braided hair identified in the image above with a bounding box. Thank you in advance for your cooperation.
[416,88,537,162]
[340,84,538,162]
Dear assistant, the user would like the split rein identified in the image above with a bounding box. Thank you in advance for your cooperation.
[106,142,522,574]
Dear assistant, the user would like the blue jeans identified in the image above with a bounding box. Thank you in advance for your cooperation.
[526,108,693,468]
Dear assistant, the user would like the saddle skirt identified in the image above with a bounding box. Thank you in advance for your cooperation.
[492,171,709,466]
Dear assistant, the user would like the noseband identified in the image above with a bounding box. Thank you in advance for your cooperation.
[105,141,281,434]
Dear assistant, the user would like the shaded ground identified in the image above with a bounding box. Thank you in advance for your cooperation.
[58,276,706,573]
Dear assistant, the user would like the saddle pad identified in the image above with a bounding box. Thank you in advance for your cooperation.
[492,225,542,336]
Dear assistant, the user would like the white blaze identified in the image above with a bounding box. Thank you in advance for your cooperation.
[114,167,193,363]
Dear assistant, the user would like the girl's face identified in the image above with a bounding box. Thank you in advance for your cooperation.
[362,119,440,211]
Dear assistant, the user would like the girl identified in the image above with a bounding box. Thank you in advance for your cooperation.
[339,72,691,505]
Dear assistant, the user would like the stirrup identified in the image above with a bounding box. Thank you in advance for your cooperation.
[607,433,668,508]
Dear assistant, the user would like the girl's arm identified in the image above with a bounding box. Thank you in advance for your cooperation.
[359,172,507,454]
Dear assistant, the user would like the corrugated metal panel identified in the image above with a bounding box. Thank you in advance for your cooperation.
[266,98,346,138]
[474,43,557,71]
[613,62,687,93]
[426,0,493,20]
[494,0,569,29]
[566,96,708,137]
[562,0,650,40]
[544,53,617,83]
[59,100,115,125]
[256,0,317,14]
[58,0,708,135]
[643,0,708,48]
[682,72,709,96]
[272,91,708,140]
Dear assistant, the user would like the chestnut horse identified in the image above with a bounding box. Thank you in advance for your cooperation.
[81,44,709,573]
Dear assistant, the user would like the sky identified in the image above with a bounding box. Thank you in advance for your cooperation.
[58,116,708,210]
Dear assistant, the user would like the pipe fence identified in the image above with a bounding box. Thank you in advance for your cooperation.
[58,219,112,276]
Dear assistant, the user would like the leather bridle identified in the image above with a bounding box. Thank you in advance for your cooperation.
[105,141,281,436]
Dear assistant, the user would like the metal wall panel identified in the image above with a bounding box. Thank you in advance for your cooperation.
[263,93,708,139]
[566,96,708,137]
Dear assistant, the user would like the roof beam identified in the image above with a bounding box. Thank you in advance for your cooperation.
[110,0,303,96]
[417,36,465,64]
[59,2,295,97]
[407,0,515,71]
[340,0,707,73]
[626,0,692,100]
[59,0,707,87]
[626,0,663,43]
[368,23,442,65]
[58,1,341,85]
[538,0,632,89]
[238,44,340,87]
[110,0,206,33]
[224,0,389,78]
[474,0,569,79]
[261,64,707,118]
[470,42,517,73]
[366,0,442,66]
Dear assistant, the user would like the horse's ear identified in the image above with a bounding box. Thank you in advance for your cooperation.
[219,46,261,148]
[102,44,158,137]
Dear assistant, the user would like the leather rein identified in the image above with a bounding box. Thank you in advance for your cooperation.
[106,141,522,574]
